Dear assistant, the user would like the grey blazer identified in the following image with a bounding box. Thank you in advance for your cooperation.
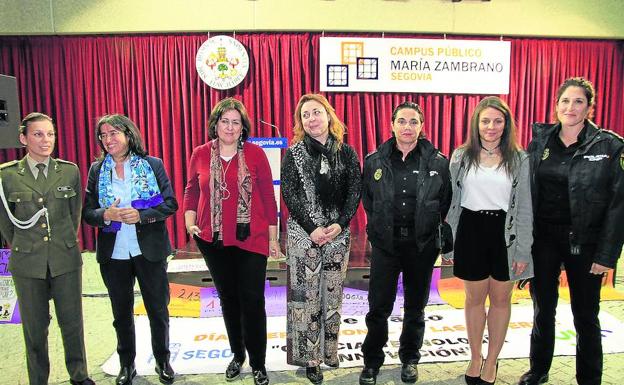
[445,147,534,281]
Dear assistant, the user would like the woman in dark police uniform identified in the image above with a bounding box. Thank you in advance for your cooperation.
[519,77,624,385]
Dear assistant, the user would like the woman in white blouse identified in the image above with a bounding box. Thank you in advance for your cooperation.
[445,96,533,385]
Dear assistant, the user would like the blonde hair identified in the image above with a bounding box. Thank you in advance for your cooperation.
[292,94,345,146]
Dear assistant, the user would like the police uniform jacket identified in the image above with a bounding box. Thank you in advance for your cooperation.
[0,157,82,279]
[528,120,624,268]
[362,137,451,254]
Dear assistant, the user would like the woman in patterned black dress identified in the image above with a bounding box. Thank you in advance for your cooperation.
[281,94,361,384]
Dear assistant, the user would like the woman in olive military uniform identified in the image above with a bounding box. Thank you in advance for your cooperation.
[0,112,95,385]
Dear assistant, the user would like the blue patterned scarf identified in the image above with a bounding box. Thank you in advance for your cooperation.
[98,153,163,232]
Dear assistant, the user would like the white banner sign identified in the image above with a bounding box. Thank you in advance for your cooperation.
[319,37,511,94]
[103,306,624,375]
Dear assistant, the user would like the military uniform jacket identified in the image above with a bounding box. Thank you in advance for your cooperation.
[0,157,82,279]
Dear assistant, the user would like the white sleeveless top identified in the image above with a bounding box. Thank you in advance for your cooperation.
[461,164,511,212]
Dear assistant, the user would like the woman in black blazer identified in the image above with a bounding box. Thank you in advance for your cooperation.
[83,115,178,385]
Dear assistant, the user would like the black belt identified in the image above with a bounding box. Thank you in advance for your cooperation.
[394,225,415,238]
[475,209,504,217]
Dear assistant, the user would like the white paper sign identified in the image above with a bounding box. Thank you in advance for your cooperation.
[320,37,511,94]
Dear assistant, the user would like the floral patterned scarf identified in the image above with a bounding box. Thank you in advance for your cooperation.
[98,153,163,232]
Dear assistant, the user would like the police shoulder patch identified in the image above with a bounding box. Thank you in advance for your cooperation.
[542,148,550,160]
[364,150,378,160]
[603,129,624,143]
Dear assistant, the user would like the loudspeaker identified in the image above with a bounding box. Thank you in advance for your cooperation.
[0,74,21,149]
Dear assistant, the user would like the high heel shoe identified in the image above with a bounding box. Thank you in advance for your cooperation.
[465,373,481,385]
[478,361,498,385]
[464,356,483,385]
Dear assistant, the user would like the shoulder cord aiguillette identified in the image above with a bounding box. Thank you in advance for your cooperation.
[0,177,51,237]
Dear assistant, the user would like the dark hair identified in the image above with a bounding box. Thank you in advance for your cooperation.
[292,93,345,145]
[556,77,595,106]
[391,101,426,139]
[19,112,54,135]
[460,96,521,175]
[95,114,147,160]
[207,97,251,143]
[555,77,595,120]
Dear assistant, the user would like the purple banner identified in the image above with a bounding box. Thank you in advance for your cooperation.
[428,267,445,305]
[199,267,444,318]
[0,249,21,324]
[0,249,10,276]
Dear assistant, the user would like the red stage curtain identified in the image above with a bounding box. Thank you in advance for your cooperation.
[1,33,623,250]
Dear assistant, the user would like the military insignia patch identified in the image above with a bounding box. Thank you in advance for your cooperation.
[542,148,550,160]
[374,168,382,181]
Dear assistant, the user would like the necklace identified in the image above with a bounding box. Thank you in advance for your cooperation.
[219,158,233,200]
[480,143,500,157]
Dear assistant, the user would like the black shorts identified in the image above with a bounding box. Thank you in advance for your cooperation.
[453,208,510,282]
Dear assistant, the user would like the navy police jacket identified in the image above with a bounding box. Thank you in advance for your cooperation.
[528,120,624,268]
[362,137,451,254]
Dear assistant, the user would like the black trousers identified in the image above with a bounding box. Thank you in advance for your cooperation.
[100,254,171,366]
[362,238,438,369]
[529,222,603,385]
[195,237,268,369]
[12,269,89,385]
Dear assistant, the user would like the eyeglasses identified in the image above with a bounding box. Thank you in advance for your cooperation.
[98,130,123,141]
[395,118,421,127]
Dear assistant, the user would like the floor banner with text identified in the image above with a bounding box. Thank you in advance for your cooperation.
[103,305,624,375]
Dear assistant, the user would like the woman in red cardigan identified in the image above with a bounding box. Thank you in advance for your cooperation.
[183,97,278,385]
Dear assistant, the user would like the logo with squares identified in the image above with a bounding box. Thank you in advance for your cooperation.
[326,41,379,87]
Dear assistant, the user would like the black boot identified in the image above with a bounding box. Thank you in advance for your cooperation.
[116,364,136,385]
[359,367,379,385]
[518,370,549,385]
[155,361,175,384]
[401,362,418,383]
